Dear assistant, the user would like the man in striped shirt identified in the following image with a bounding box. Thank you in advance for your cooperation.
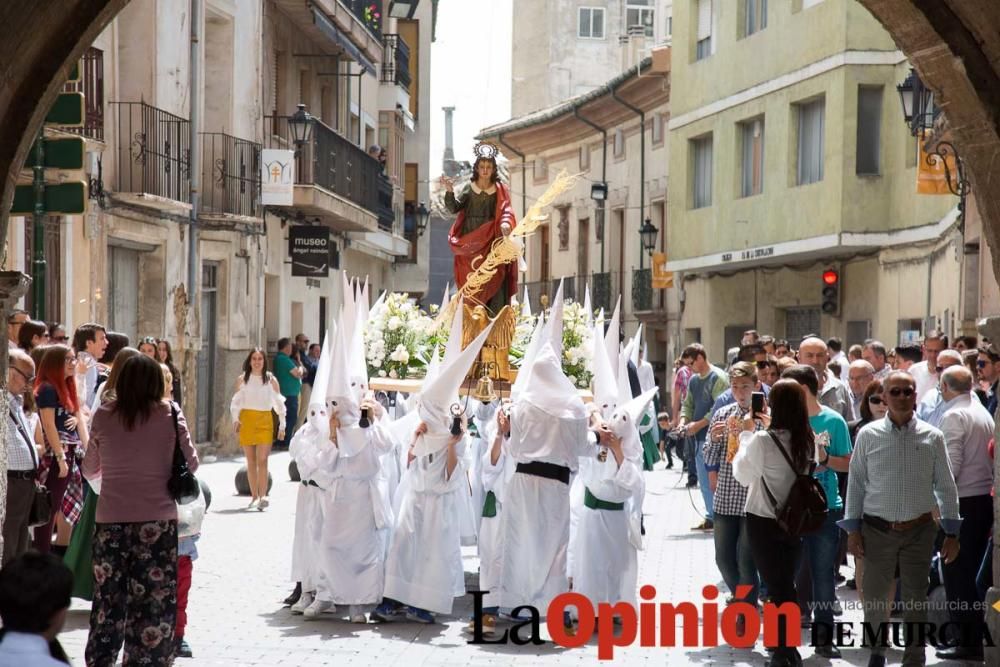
[841,371,961,667]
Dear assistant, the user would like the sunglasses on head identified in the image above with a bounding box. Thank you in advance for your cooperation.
[887,387,915,397]
[867,395,884,406]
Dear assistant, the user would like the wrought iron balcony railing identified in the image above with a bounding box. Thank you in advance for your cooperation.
[381,34,412,89]
[201,132,261,218]
[632,268,653,313]
[111,101,190,202]
[62,47,104,141]
[265,115,383,219]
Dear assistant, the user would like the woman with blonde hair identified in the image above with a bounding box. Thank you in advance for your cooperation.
[230,347,285,510]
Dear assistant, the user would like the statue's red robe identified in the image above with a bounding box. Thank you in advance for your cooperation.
[447,182,518,310]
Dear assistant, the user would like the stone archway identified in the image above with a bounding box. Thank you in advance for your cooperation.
[0,0,130,249]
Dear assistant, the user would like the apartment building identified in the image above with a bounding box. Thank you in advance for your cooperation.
[4,0,436,446]
[667,0,962,357]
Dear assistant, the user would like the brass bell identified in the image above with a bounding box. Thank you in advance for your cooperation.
[472,373,498,404]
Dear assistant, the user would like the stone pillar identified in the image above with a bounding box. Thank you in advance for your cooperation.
[978,316,1000,666]
[0,271,32,560]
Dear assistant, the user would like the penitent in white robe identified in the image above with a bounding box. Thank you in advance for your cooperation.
[315,421,395,606]
[497,403,590,611]
[476,417,514,609]
[289,422,332,596]
[382,436,469,615]
[568,441,644,606]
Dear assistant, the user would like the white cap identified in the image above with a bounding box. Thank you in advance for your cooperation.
[518,341,587,421]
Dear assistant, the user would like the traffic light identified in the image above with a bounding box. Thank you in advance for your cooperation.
[821,268,840,315]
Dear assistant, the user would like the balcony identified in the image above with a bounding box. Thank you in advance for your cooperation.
[349,0,383,40]
[61,47,104,142]
[200,132,262,219]
[265,115,394,237]
[632,268,653,313]
[110,101,191,212]
[381,34,412,89]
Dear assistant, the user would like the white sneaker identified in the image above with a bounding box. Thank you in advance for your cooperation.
[290,591,314,615]
[303,598,334,619]
[349,605,367,624]
[258,497,269,511]
[247,498,258,509]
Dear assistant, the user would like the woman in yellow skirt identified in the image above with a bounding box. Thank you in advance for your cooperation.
[230,347,286,510]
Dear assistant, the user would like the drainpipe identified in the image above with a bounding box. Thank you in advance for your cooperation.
[189,0,202,305]
[574,106,607,275]
[497,134,526,219]
[610,84,645,270]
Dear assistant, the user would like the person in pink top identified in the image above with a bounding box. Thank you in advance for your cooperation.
[82,354,198,667]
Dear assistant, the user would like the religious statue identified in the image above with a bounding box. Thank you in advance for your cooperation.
[441,143,518,316]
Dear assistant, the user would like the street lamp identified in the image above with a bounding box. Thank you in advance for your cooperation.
[389,0,420,19]
[896,68,935,137]
[639,217,658,270]
[416,201,430,236]
[288,103,315,154]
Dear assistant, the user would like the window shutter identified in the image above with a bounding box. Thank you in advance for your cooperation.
[697,0,712,39]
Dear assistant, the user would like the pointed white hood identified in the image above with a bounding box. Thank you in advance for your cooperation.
[604,296,622,374]
[517,341,588,421]
[522,285,532,318]
[609,385,659,458]
[629,324,644,367]
[510,313,546,401]
[542,278,565,358]
[439,282,451,314]
[341,271,356,339]
[591,319,618,420]
[442,294,465,367]
[423,344,441,385]
[415,318,496,456]
[328,319,370,457]
[583,284,593,325]
[617,339,637,407]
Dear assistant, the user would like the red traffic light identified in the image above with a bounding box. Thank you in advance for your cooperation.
[822,269,839,285]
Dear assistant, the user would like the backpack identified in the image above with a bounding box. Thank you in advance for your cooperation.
[761,430,828,537]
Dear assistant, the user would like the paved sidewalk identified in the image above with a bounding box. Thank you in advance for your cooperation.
[59,453,970,666]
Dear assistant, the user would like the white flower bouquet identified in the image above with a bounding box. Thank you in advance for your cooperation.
[364,293,436,379]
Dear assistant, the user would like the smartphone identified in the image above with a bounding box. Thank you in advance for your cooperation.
[751,392,765,418]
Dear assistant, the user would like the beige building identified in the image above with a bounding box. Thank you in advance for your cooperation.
[667,0,965,359]
[478,48,677,387]
[511,0,673,116]
[5,0,436,445]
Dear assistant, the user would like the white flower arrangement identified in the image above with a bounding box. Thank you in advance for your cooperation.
[561,300,594,388]
[363,292,436,380]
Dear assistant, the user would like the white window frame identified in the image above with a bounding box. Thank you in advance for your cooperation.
[578,7,606,39]
[744,0,767,37]
[626,1,655,38]
[796,98,825,186]
[740,117,765,197]
[651,113,664,145]
[613,128,626,159]
[695,0,713,61]
[691,135,713,209]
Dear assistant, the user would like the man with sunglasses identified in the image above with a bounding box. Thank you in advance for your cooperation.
[916,349,963,428]
[977,346,1000,417]
[3,350,38,565]
[842,371,961,667]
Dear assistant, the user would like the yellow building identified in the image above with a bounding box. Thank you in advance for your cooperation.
[667,0,963,358]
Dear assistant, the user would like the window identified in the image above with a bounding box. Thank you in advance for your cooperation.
[803,0,824,8]
[796,99,825,185]
[533,157,547,182]
[856,86,883,175]
[652,113,664,145]
[614,128,626,158]
[578,7,605,39]
[579,144,591,170]
[667,15,673,37]
[691,135,713,209]
[696,0,713,60]
[744,0,767,37]
[740,117,765,197]
[627,1,654,37]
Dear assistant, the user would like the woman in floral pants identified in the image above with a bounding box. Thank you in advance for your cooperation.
[82,354,199,666]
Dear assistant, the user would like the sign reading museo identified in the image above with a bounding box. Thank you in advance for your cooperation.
[288,225,330,278]
[262,149,295,206]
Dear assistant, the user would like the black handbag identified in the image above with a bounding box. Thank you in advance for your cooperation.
[10,406,53,528]
[167,403,199,505]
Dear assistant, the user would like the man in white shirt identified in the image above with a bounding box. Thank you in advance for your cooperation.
[827,337,849,382]
[0,552,74,667]
[936,366,995,662]
[916,349,963,427]
[3,351,39,566]
[909,332,948,402]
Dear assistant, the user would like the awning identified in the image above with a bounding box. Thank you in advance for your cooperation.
[311,6,377,77]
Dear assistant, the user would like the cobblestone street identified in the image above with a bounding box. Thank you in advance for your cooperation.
[59,453,970,666]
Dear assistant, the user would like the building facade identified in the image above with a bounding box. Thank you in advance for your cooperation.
[667,0,964,359]
[5,0,436,447]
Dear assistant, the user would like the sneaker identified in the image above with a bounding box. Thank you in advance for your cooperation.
[348,605,368,624]
[370,601,401,623]
[405,606,435,624]
[303,598,334,619]
[247,498,258,509]
[258,497,270,511]
[291,591,314,615]
[691,519,714,531]
[464,614,497,636]
[175,637,193,658]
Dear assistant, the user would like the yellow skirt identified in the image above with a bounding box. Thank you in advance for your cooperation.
[239,409,274,446]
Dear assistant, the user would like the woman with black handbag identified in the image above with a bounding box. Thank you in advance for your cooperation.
[82,354,198,666]
[732,379,816,667]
